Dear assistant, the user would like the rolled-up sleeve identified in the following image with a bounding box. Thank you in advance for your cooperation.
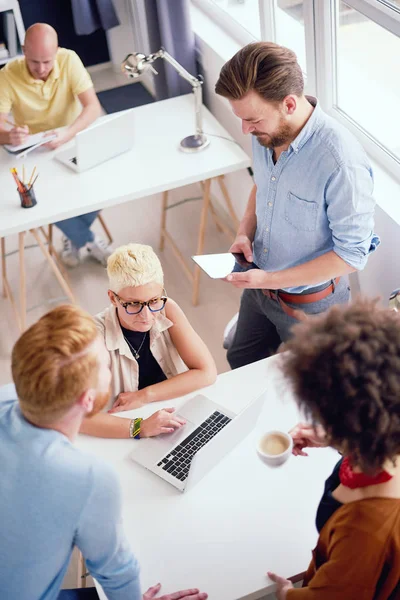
[326,162,380,270]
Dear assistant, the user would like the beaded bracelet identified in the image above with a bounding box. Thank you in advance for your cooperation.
[129,418,142,439]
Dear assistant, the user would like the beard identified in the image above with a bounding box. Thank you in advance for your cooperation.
[252,121,294,149]
[86,386,111,418]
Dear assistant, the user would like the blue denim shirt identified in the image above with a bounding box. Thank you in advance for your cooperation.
[0,389,142,600]
[252,97,380,292]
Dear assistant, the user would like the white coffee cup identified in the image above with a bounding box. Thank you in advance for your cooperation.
[257,430,293,467]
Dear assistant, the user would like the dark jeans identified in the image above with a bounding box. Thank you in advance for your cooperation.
[57,589,99,599]
[227,277,350,369]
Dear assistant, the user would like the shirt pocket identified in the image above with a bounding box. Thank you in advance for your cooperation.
[285,192,318,232]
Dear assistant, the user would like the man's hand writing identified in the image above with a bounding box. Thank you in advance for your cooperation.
[9,125,29,147]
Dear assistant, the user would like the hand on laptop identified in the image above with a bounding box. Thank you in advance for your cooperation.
[140,408,186,438]
[143,583,207,599]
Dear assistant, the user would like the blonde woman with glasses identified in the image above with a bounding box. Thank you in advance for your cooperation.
[80,243,217,440]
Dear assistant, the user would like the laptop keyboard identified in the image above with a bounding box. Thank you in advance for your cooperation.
[157,411,232,482]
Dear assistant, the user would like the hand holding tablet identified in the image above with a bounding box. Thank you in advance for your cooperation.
[191,252,258,279]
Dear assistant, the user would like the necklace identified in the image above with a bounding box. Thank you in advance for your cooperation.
[123,331,147,360]
[339,456,393,489]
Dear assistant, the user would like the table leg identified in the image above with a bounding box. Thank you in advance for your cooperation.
[192,178,211,306]
[40,227,70,281]
[30,229,76,304]
[1,237,6,298]
[19,232,26,331]
[159,191,168,251]
[217,175,240,230]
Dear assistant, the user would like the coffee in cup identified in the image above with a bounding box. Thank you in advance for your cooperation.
[257,430,293,467]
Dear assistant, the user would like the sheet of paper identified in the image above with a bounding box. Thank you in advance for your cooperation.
[4,131,56,153]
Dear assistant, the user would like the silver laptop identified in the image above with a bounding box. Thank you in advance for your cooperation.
[130,392,265,492]
[54,109,135,173]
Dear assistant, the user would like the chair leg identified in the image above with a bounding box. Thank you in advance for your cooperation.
[48,224,53,256]
[97,214,113,245]
[76,550,87,588]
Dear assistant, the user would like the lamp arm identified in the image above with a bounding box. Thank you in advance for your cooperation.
[159,49,202,88]
[145,48,204,135]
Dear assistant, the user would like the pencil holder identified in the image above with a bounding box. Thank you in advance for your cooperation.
[18,186,37,209]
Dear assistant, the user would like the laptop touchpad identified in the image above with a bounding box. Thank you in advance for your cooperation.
[157,415,195,448]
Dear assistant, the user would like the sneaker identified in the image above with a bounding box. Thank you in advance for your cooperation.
[86,234,112,267]
[61,236,80,267]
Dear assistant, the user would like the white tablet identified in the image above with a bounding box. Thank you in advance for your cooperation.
[191,253,238,279]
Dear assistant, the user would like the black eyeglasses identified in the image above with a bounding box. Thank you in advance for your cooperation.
[113,292,168,315]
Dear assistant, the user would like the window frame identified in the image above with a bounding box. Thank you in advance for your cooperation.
[315,0,400,180]
[193,0,400,180]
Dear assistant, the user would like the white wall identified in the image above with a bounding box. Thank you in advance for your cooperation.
[106,0,155,95]
[106,0,136,69]
[196,37,253,221]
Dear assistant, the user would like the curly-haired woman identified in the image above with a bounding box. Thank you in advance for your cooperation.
[269,299,400,600]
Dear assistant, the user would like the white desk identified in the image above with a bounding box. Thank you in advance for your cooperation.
[76,357,338,600]
[0,95,251,328]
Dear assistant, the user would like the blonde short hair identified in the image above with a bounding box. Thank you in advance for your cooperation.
[107,243,164,292]
[12,305,99,425]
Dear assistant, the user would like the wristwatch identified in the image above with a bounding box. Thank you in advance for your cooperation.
[129,418,142,439]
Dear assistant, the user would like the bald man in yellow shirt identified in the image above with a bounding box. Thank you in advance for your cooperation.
[0,23,112,268]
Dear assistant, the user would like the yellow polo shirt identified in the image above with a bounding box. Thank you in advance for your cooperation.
[0,48,93,134]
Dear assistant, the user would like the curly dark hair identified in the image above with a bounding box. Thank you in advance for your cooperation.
[281,298,400,475]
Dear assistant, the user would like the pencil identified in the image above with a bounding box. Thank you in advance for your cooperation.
[29,174,39,190]
[22,164,25,185]
[5,118,18,128]
[28,166,36,187]
[10,169,25,194]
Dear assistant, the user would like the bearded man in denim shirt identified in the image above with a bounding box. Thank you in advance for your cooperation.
[216,42,380,369]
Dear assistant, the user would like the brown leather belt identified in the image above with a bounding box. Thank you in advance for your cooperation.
[262,277,341,321]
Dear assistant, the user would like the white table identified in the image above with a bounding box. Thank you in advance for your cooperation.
[76,356,338,600]
[0,94,251,329]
